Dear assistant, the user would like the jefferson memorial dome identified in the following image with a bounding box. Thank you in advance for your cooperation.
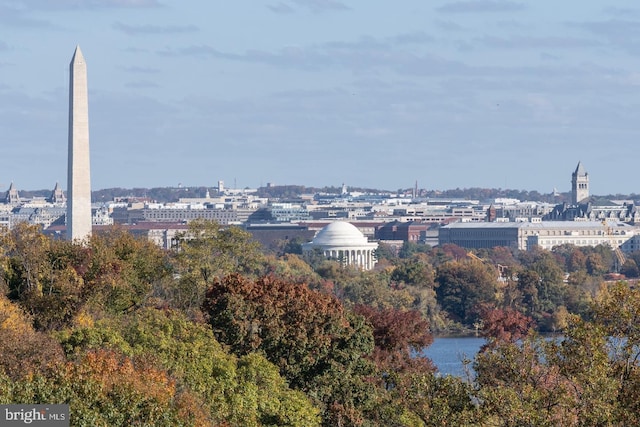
[302,221,378,270]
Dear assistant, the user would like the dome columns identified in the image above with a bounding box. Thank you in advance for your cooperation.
[302,221,378,270]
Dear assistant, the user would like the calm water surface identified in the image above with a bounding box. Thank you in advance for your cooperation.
[422,337,485,377]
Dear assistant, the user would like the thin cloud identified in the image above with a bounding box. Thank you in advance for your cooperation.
[575,19,640,39]
[478,35,599,49]
[390,31,435,45]
[434,19,468,32]
[157,45,232,59]
[571,19,640,54]
[121,66,161,74]
[267,0,349,14]
[267,2,295,14]
[437,1,525,14]
[113,22,198,35]
[0,4,54,27]
[9,0,162,10]
[159,40,466,76]
[293,0,349,12]
[125,80,160,88]
[603,7,640,18]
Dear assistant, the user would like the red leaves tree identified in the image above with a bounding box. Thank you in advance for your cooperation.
[202,274,376,426]
[353,304,434,375]
[478,306,535,351]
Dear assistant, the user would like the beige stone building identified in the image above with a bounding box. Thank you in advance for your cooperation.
[302,221,378,270]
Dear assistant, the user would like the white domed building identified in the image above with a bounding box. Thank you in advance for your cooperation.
[302,221,378,270]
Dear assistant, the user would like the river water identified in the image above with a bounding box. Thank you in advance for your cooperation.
[422,337,485,377]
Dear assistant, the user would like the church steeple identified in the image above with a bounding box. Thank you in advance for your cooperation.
[571,161,589,204]
[4,182,20,205]
[48,182,66,204]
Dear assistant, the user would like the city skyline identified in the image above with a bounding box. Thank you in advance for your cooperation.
[2,1,640,194]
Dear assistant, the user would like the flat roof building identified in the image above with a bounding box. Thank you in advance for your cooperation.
[439,220,639,252]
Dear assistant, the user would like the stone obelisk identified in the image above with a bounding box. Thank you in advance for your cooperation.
[67,46,92,242]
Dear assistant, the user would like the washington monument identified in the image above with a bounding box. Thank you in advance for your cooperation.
[67,46,92,242]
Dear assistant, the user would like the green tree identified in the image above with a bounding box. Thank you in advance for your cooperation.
[435,261,498,325]
[586,252,608,276]
[621,259,640,278]
[473,282,640,425]
[57,307,320,426]
[398,241,431,259]
[202,274,376,426]
[373,242,398,262]
[0,349,212,426]
[84,227,171,317]
[390,254,435,289]
[169,219,266,314]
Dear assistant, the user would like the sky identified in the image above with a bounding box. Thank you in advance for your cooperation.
[1,0,640,195]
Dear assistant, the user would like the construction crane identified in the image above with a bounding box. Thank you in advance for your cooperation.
[467,251,508,281]
[602,220,627,272]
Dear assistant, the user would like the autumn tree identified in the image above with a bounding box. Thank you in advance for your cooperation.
[83,227,172,317]
[1,349,212,426]
[435,260,498,325]
[168,219,266,314]
[352,304,434,394]
[473,282,640,425]
[517,248,567,329]
[390,254,435,289]
[478,306,535,351]
[0,224,90,330]
[0,293,65,380]
[58,307,320,426]
[202,274,376,426]
[620,259,640,278]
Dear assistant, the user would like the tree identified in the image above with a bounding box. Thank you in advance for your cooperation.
[518,249,567,328]
[473,282,640,425]
[0,224,89,330]
[0,222,51,297]
[398,241,431,259]
[84,227,172,317]
[1,349,212,426]
[0,293,65,380]
[567,248,587,273]
[202,274,377,426]
[57,307,320,426]
[435,261,498,325]
[478,306,534,350]
[373,242,397,262]
[352,304,435,408]
[390,254,435,289]
[620,259,639,278]
[169,219,266,314]
[586,252,607,276]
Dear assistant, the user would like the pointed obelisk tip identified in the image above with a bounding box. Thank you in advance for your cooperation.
[72,45,84,62]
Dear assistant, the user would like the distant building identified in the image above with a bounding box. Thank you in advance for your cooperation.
[48,182,66,204]
[4,183,20,205]
[376,220,431,243]
[243,223,316,253]
[572,161,589,204]
[302,221,378,270]
[439,220,638,252]
[546,162,638,223]
[141,204,255,225]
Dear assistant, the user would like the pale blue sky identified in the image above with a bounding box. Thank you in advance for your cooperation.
[1,0,639,195]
